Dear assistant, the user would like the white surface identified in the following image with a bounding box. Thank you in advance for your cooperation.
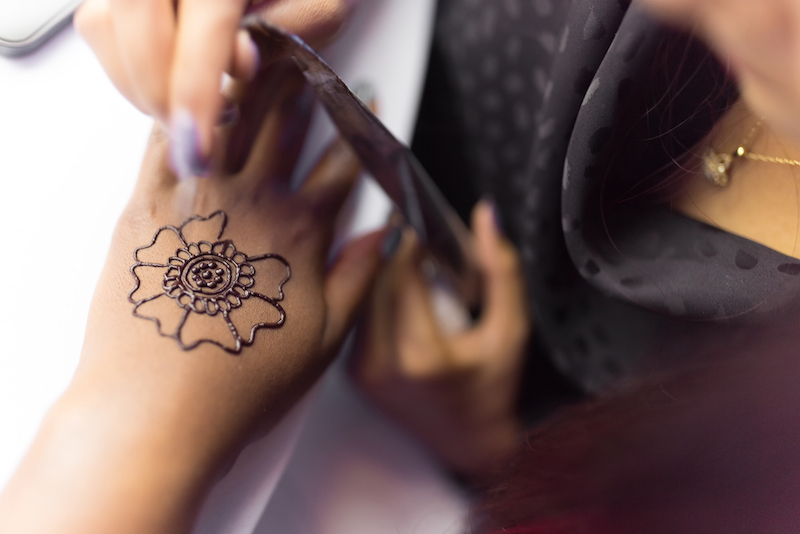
[193,381,323,534]
[257,361,468,534]
[0,25,151,489]
[0,0,80,42]
[0,1,468,532]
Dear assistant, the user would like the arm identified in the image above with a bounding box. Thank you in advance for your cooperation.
[0,62,394,534]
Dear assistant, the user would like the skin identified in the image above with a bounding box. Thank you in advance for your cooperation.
[74,0,359,171]
[638,0,800,141]
[351,202,530,482]
[0,61,392,534]
[676,101,800,259]
[636,0,800,257]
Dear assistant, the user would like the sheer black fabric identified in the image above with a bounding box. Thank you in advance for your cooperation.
[412,0,796,397]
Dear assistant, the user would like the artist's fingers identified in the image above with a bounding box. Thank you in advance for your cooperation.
[229,29,261,80]
[253,0,356,49]
[321,227,400,355]
[107,0,176,120]
[74,0,140,110]
[235,65,314,183]
[170,0,251,175]
[467,201,529,355]
[368,232,450,380]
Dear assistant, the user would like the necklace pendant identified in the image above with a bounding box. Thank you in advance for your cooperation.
[702,149,733,187]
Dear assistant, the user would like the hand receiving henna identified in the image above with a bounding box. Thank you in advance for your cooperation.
[351,201,530,482]
[0,61,395,534]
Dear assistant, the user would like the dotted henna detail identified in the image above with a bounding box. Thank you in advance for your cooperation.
[128,211,290,354]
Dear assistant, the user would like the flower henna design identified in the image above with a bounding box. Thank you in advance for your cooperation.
[128,211,290,354]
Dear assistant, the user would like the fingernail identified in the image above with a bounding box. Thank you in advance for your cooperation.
[170,110,210,179]
[485,196,506,236]
[237,30,261,79]
[218,99,240,127]
[249,33,261,73]
[353,81,376,106]
[381,226,403,260]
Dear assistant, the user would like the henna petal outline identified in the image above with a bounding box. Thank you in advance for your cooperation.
[248,254,291,302]
[130,212,290,354]
[130,264,169,303]
[134,226,185,265]
[228,294,286,345]
[178,309,242,353]
[180,211,227,245]
[133,295,188,338]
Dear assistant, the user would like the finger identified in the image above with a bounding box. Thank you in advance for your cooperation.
[470,200,529,351]
[294,88,376,210]
[351,227,416,377]
[393,235,453,377]
[321,226,400,355]
[171,0,250,168]
[228,29,261,81]
[296,138,362,220]
[74,0,141,111]
[108,0,176,120]
[253,0,354,49]
[234,64,314,182]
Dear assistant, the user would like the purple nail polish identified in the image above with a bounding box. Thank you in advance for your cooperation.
[218,101,240,127]
[249,34,261,73]
[170,110,210,179]
[485,196,505,236]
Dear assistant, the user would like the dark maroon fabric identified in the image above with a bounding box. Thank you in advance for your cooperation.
[478,319,800,533]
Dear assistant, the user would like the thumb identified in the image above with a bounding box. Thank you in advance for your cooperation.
[470,200,529,350]
[321,226,402,354]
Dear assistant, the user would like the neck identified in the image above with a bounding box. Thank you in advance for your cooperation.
[676,100,800,259]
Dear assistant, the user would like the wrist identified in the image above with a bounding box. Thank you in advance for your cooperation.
[437,417,523,485]
[0,387,219,534]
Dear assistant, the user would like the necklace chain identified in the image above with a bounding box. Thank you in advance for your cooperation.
[702,119,800,187]
[740,152,800,166]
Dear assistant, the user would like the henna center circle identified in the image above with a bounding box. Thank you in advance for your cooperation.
[181,255,236,295]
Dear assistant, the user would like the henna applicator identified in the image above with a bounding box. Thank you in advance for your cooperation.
[243,18,482,308]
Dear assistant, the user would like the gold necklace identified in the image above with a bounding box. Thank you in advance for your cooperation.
[702,121,800,187]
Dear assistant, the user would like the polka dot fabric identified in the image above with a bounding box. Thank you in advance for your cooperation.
[429,0,799,392]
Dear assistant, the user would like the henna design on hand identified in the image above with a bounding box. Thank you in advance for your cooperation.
[128,211,290,354]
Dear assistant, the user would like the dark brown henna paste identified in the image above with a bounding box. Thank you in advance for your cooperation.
[128,211,290,354]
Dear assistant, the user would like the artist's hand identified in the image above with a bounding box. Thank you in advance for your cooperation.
[75,0,359,178]
[0,62,394,534]
[638,0,800,140]
[351,201,530,482]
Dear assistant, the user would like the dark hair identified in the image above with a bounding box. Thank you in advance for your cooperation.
[594,28,739,222]
[477,318,800,533]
